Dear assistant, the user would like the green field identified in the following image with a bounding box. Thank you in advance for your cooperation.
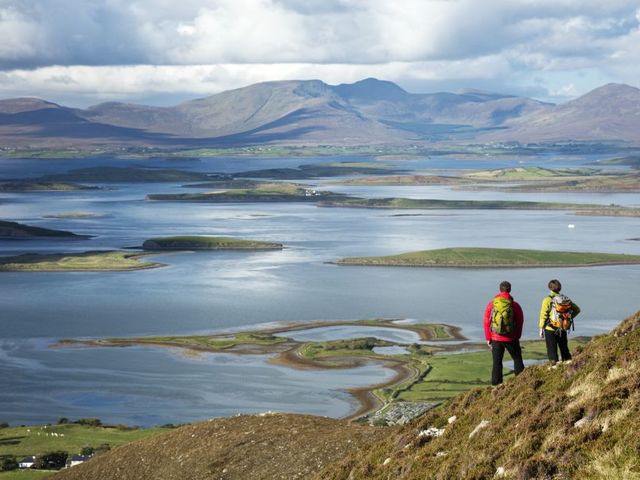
[336,247,640,268]
[463,166,599,181]
[0,251,163,272]
[397,338,589,402]
[142,236,283,251]
[0,424,169,458]
[0,470,53,479]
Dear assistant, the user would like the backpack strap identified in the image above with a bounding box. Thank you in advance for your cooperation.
[543,294,554,329]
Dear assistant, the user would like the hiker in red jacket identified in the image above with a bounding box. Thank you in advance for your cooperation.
[483,281,525,385]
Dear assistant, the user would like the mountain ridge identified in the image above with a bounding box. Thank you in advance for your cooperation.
[1,79,639,147]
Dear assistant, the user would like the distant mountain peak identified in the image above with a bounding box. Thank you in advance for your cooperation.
[456,88,514,100]
[334,78,409,102]
[0,97,61,114]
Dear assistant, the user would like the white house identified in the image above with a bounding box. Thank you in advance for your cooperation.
[18,456,36,469]
[65,454,90,468]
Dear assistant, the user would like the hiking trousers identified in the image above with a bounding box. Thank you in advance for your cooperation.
[491,340,524,386]
[544,329,571,363]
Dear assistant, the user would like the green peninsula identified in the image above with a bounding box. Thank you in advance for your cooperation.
[0,220,90,239]
[0,251,163,272]
[142,236,283,250]
[335,247,640,268]
[147,182,345,202]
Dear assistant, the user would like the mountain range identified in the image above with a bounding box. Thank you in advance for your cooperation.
[1,79,639,147]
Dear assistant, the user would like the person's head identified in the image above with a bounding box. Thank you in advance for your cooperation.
[499,281,511,293]
[548,279,562,293]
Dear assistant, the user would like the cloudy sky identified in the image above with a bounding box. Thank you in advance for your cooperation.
[0,0,639,107]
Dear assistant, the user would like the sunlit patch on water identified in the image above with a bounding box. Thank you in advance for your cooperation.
[286,325,420,344]
[372,346,409,355]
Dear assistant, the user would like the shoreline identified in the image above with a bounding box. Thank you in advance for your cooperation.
[56,319,466,421]
[0,251,167,272]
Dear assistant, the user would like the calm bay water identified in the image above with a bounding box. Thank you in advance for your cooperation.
[1,154,639,425]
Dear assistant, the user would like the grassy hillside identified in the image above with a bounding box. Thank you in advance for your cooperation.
[49,415,389,480]
[336,247,640,268]
[320,310,640,480]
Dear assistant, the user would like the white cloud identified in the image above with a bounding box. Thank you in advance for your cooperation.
[0,0,639,104]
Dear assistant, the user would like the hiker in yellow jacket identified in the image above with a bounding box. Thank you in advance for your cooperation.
[539,279,580,363]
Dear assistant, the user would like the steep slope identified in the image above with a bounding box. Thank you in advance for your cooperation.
[50,414,390,480]
[0,97,61,115]
[485,83,640,142]
[321,310,640,479]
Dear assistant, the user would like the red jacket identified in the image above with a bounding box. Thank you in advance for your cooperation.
[483,292,524,342]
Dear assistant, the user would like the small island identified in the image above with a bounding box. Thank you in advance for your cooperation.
[0,220,91,239]
[334,247,640,268]
[182,179,277,189]
[142,236,283,251]
[38,166,215,183]
[43,212,101,219]
[0,181,101,192]
[319,197,589,210]
[332,175,465,186]
[233,162,402,180]
[0,251,164,272]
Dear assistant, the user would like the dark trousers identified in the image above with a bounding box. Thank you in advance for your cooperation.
[544,329,571,362]
[491,340,525,386]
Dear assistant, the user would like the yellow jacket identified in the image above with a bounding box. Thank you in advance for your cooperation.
[539,291,581,331]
